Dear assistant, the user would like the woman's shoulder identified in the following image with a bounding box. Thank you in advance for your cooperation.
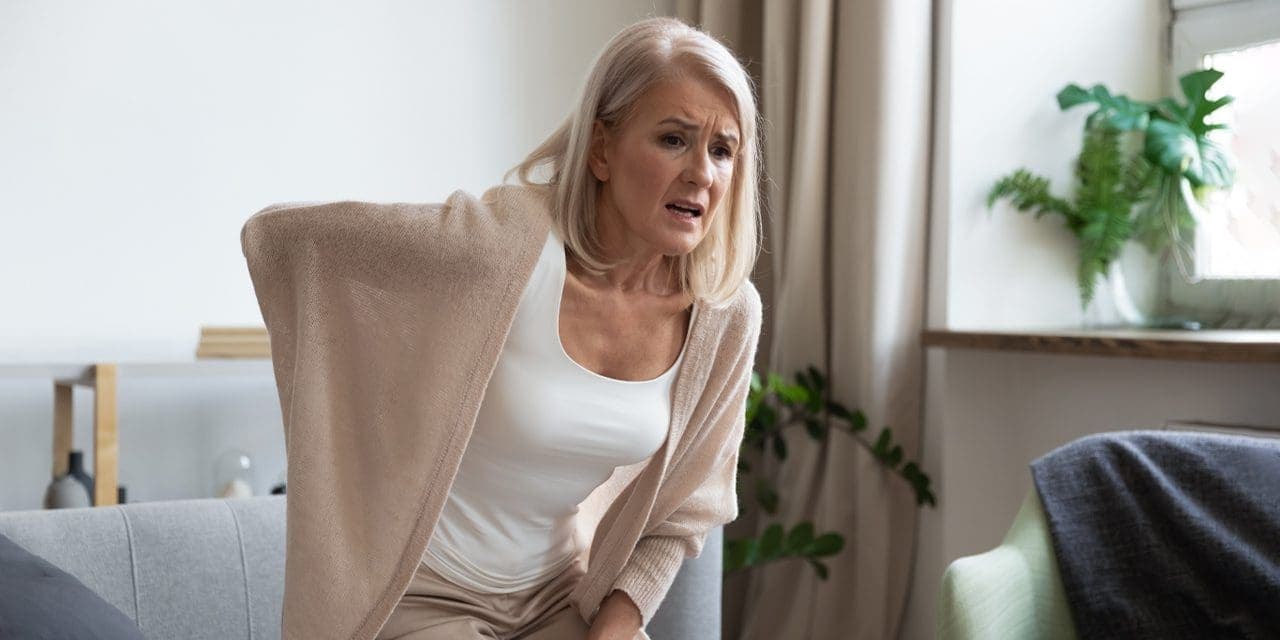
[244,184,550,250]
[735,278,762,323]
[688,278,762,366]
[243,182,551,235]
[241,186,555,290]
[240,199,456,268]
[729,279,763,346]
[704,278,762,335]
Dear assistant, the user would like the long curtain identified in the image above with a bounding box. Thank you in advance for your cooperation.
[674,1,933,638]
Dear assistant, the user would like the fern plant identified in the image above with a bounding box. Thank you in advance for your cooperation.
[723,365,935,580]
[988,126,1152,306]
[987,69,1236,309]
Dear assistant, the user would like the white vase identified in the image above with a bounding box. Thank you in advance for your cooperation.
[1107,261,1147,326]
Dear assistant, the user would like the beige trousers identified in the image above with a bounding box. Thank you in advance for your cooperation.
[376,558,591,640]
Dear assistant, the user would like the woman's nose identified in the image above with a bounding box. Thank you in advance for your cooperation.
[683,150,714,187]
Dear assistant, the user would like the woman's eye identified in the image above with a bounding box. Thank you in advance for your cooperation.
[664,135,734,160]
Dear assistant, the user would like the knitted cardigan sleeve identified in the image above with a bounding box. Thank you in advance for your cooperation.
[607,282,764,628]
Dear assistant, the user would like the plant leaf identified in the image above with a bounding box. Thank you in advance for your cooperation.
[724,538,750,571]
[1145,115,1235,188]
[1177,68,1231,135]
[809,559,829,580]
[804,417,825,440]
[757,402,777,432]
[987,169,1075,223]
[850,409,867,431]
[1056,82,1150,131]
[806,366,826,393]
[772,433,788,461]
[1072,123,1137,307]
[760,523,785,560]
[887,444,904,468]
[1055,83,1093,109]
[775,382,810,405]
[755,477,779,514]
[804,533,844,557]
[786,522,815,552]
[872,428,892,457]
[1192,136,1234,188]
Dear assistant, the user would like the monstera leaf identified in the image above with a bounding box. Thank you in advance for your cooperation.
[1056,83,1151,131]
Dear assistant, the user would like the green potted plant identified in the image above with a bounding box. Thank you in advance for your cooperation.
[723,365,935,579]
[987,69,1237,328]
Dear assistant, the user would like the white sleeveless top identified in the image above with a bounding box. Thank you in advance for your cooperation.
[421,226,699,593]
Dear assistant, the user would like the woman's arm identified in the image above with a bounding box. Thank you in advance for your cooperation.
[597,283,764,632]
[586,589,643,640]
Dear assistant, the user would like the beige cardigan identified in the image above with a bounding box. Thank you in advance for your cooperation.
[240,182,762,639]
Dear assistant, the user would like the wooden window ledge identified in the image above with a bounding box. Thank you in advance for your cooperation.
[922,328,1280,363]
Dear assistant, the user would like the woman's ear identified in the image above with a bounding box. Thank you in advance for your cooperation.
[588,120,610,182]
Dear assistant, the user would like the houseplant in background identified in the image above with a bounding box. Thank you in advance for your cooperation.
[723,365,935,579]
[987,69,1238,328]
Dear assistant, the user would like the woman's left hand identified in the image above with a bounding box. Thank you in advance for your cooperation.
[585,589,643,640]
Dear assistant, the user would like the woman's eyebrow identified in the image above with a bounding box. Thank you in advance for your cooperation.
[658,116,740,145]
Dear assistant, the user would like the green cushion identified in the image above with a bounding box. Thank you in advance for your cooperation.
[936,490,1078,639]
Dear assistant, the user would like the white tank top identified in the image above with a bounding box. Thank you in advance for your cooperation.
[421,226,698,593]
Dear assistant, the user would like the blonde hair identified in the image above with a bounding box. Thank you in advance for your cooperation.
[505,16,761,309]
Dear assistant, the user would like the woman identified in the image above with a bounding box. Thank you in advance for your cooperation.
[241,16,763,640]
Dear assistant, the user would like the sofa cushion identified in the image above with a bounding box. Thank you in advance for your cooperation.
[0,530,145,639]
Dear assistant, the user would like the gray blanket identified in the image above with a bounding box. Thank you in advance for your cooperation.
[1030,430,1280,639]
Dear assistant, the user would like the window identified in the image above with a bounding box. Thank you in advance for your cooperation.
[1166,0,1280,328]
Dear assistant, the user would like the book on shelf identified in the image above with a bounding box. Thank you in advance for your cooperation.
[200,326,268,338]
[196,325,270,359]
[196,344,270,359]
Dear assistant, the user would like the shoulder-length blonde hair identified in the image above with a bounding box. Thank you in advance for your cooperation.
[505,16,762,309]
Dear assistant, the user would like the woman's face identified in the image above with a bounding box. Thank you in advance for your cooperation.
[589,75,741,258]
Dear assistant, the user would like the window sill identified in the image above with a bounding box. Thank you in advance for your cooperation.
[921,328,1280,363]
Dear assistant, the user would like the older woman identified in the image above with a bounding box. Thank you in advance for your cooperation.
[241,16,762,640]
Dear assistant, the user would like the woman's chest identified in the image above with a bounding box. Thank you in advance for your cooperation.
[557,285,693,383]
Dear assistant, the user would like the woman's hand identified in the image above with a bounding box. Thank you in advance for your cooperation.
[585,589,643,640]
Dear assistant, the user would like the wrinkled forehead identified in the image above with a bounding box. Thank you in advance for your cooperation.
[627,75,742,139]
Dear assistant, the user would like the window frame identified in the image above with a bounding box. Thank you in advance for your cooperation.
[1163,0,1280,328]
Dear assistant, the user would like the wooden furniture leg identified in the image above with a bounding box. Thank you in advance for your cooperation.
[52,382,74,478]
[93,364,119,506]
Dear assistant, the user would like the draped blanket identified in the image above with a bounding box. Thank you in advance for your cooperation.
[1031,430,1280,639]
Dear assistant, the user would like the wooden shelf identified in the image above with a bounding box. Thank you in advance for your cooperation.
[2,359,275,507]
[921,328,1280,363]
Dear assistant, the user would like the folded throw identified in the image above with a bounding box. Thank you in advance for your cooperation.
[1031,430,1280,639]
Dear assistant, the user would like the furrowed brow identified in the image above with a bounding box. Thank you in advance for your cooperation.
[658,117,740,146]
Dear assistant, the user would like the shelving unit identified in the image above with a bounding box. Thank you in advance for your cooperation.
[2,360,275,506]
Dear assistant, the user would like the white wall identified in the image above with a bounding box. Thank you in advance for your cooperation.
[903,0,1280,637]
[0,0,674,510]
[939,0,1166,331]
[1,0,673,362]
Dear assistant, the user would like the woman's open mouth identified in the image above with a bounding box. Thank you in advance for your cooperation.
[666,203,702,220]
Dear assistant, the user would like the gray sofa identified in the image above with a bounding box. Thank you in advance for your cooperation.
[0,496,722,639]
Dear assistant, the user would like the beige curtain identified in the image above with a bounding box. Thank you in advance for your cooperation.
[674,1,933,638]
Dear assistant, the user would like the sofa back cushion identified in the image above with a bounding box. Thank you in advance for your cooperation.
[0,496,285,640]
[0,529,146,639]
